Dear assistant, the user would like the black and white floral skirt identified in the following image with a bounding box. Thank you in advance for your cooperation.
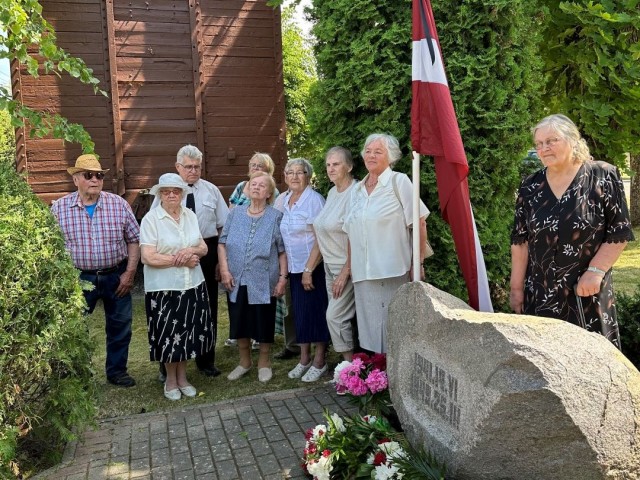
[145,282,214,363]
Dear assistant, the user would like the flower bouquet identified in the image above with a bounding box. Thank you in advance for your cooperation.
[302,410,446,480]
[303,411,404,480]
[333,353,392,416]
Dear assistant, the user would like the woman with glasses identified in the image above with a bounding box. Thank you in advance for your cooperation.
[224,153,281,349]
[280,158,330,382]
[511,114,634,348]
[140,173,214,400]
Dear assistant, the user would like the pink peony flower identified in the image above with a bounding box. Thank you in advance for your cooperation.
[365,369,388,393]
[344,374,368,396]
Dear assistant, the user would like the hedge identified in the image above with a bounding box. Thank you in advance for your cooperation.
[0,159,96,477]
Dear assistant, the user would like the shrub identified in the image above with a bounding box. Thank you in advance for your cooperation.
[617,288,640,370]
[0,160,96,477]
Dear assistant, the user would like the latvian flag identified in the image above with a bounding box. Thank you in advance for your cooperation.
[411,0,493,312]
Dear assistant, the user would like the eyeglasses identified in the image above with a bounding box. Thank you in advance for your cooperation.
[534,137,561,151]
[285,171,306,177]
[82,171,105,180]
[160,188,182,196]
[178,164,201,171]
[249,162,266,170]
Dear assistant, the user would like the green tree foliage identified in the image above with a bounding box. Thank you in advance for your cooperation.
[282,4,318,159]
[0,109,15,161]
[0,160,96,477]
[539,0,640,168]
[0,0,106,152]
[308,0,544,307]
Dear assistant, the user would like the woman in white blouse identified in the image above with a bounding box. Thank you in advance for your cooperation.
[343,134,429,354]
[140,173,213,401]
[304,147,357,362]
[280,158,330,382]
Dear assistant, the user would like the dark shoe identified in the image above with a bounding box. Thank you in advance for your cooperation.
[158,363,166,383]
[199,365,221,377]
[274,348,297,360]
[107,373,136,388]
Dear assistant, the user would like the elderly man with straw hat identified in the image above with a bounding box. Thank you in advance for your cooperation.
[52,154,140,388]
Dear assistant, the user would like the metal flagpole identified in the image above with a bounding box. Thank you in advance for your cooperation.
[412,151,421,281]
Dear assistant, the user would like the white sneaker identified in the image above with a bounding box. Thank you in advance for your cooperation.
[224,338,237,347]
[302,364,328,383]
[288,362,311,379]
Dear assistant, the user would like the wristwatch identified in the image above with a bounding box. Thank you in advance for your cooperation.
[303,267,313,273]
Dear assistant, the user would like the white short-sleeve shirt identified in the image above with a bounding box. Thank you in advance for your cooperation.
[280,186,325,273]
[140,205,206,291]
[313,180,356,266]
[343,168,429,282]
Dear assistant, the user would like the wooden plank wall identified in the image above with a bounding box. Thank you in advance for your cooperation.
[15,0,287,206]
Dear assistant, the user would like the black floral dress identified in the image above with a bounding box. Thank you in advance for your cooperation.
[511,161,634,349]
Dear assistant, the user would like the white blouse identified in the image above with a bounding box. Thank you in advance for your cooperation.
[280,186,325,273]
[344,168,429,282]
[313,180,356,265]
[140,205,205,292]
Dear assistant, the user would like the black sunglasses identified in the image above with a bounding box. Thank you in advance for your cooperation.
[82,171,105,180]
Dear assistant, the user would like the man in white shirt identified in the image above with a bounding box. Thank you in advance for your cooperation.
[152,145,229,378]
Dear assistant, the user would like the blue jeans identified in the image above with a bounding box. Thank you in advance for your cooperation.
[80,265,132,379]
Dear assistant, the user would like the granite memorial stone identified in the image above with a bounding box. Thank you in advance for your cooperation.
[387,282,640,480]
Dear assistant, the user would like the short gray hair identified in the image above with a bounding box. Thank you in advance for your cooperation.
[325,146,354,170]
[177,145,203,164]
[285,158,314,177]
[533,114,591,164]
[361,133,402,167]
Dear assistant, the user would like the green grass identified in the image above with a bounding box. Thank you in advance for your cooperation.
[614,226,640,296]
[91,224,638,419]
[89,293,342,419]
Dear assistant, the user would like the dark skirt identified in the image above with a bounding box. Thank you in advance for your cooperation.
[289,265,330,344]
[228,285,277,343]
[145,282,214,363]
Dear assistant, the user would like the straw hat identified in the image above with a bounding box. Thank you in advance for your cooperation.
[149,173,192,196]
[67,154,109,175]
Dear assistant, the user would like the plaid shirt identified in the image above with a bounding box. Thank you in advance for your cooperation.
[51,191,140,271]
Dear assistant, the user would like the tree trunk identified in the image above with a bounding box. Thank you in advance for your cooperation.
[630,153,640,227]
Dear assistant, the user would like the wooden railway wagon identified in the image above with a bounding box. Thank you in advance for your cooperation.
[11,0,287,212]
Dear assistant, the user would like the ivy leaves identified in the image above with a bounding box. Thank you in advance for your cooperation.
[0,0,106,152]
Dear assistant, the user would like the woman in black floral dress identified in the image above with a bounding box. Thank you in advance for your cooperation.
[511,114,634,349]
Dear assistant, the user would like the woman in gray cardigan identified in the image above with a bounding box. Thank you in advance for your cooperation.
[218,172,288,383]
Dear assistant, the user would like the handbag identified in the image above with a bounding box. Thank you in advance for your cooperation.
[390,172,434,259]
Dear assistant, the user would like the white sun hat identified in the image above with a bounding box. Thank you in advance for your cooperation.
[149,173,192,196]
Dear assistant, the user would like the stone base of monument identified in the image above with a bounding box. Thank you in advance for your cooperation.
[387,282,640,480]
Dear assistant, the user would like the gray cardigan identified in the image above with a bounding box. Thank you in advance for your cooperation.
[219,205,285,304]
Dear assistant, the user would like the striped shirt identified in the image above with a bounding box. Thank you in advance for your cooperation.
[51,191,140,271]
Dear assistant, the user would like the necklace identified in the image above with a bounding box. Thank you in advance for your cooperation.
[248,205,266,215]
[365,177,378,188]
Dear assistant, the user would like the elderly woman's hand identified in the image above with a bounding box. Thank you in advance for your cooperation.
[173,247,194,266]
[332,268,350,299]
[576,271,604,297]
[185,254,200,269]
[302,271,314,291]
[510,288,524,314]
[274,277,287,297]
[220,270,235,291]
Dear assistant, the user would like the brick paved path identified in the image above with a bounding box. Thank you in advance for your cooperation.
[34,385,356,480]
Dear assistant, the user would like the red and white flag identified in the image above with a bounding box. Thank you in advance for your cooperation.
[411,0,492,312]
